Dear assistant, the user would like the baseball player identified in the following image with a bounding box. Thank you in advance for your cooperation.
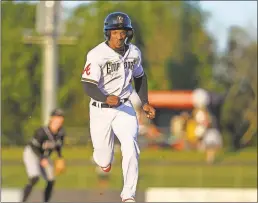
[81,12,156,202]
[21,108,66,202]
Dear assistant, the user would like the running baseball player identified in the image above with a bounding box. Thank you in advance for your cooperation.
[21,108,66,202]
[81,12,156,202]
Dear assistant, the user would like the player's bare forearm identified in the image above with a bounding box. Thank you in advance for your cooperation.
[134,73,148,106]
[83,82,107,102]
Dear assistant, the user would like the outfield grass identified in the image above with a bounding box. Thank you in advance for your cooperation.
[1,147,257,189]
[2,146,257,162]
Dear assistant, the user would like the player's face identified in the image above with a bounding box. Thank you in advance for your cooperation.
[109,30,127,49]
[50,116,64,131]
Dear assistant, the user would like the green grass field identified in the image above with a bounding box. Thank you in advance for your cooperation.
[1,147,257,189]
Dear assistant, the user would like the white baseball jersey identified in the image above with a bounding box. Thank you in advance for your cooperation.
[81,42,144,100]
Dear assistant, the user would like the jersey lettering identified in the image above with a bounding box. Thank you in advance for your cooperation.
[107,62,120,74]
[124,61,135,70]
[81,42,144,98]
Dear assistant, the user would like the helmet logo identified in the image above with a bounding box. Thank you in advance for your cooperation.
[117,16,124,24]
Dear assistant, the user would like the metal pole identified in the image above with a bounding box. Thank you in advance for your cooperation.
[42,35,57,125]
[42,1,59,125]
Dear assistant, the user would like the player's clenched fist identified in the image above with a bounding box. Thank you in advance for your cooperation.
[106,95,120,107]
[143,103,156,119]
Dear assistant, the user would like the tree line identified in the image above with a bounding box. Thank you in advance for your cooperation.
[2,1,256,147]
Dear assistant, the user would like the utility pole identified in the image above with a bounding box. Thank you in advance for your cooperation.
[23,1,77,125]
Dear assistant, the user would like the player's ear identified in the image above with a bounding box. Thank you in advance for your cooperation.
[126,29,134,44]
[104,30,111,40]
[127,30,133,38]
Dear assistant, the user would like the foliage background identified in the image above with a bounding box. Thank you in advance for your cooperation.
[1,1,257,147]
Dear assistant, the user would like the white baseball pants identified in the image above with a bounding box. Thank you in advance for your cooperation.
[23,145,54,181]
[89,100,140,200]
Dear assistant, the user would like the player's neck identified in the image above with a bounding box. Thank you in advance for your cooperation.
[106,41,128,56]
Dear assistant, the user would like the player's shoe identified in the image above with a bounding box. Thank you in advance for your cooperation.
[101,164,111,172]
[122,198,135,202]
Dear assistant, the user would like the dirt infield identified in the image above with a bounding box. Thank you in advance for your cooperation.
[27,189,145,202]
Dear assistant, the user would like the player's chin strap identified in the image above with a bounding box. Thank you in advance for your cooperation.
[124,37,129,45]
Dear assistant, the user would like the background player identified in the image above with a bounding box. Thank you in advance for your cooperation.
[21,108,66,202]
[81,12,156,202]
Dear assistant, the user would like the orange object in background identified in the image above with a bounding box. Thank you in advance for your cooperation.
[146,124,161,139]
[148,91,193,109]
[172,139,185,150]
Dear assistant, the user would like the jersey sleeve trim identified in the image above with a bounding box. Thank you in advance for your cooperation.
[81,78,98,85]
[133,71,144,78]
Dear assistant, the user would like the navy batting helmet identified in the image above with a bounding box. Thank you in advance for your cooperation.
[51,108,64,117]
[103,12,134,44]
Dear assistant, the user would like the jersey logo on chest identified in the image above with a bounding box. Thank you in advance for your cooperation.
[106,59,137,75]
[107,62,120,74]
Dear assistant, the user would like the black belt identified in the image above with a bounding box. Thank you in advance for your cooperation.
[92,98,129,108]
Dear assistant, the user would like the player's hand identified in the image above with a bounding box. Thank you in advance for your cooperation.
[55,158,66,176]
[40,158,49,168]
[143,103,156,119]
[106,95,120,107]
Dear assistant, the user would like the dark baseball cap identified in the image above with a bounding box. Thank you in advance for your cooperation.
[50,108,65,117]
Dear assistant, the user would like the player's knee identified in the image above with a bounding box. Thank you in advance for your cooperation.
[94,155,113,168]
[30,176,39,186]
[93,149,113,167]
[121,139,140,158]
[47,176,55,182]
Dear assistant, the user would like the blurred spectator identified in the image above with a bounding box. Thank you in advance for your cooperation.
[185,116,198,149]
[169,112,189,150]
[191,89,224,163]
[186,107,211,150]
[200,127,223,164]
[192,88,210,108]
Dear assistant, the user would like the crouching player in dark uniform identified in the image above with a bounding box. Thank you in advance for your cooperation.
[21,108,66,202]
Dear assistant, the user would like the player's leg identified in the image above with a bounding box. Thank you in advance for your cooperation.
[111,101,139,201]
[40,158,55,202]
[22,146,41,202]
[44,180,55,202]
[22,177,39,202]
[90,103,116,168]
